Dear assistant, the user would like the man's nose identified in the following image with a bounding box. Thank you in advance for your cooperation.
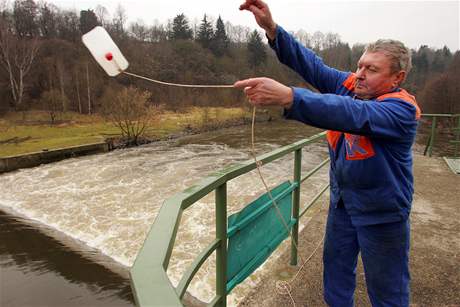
[356,67,365,79]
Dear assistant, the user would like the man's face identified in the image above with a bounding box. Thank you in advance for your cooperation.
[354,51,404,99]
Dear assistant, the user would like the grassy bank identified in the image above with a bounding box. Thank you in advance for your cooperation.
[0,107,254,158]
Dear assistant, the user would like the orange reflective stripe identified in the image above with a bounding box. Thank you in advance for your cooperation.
[342,73,356,91]
[327,130,342,150]
[377,89,421,120]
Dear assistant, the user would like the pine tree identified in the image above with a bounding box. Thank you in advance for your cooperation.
[79,9,98,34]
[196,14,213,48]
[13,0,39,38]
[247,30,266,68]
[171,13,192,40]
[210,15,229,56]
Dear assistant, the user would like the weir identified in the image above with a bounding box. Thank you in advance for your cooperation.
[130,131,330,306]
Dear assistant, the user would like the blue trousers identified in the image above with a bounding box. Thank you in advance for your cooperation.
[323,202,410,307]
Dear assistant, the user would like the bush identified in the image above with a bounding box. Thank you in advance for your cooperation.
[40,89,69,124]
[99,86,159,145]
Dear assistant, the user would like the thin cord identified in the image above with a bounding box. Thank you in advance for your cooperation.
[250,106,326,307]
[122,71,234,88]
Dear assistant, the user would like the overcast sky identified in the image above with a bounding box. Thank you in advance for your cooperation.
[48,0,459,51]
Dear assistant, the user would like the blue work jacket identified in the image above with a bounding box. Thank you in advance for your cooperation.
[270,26,421,225]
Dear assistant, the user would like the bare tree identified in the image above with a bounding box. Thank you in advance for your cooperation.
[0,17,39,110]
[129,19,148,41]
[148,20,167,42]
[311,31,325,51]
[41,88,64,124]
[74,68,82,113]
[294,29,312,48]
[94,4,109,27]
[225,21,250,43]
[100,86,159,146]
[112,3,126,37]
[85,61,91,114]
[55,58,66,111]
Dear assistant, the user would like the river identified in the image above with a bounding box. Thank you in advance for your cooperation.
[0,120,329,306]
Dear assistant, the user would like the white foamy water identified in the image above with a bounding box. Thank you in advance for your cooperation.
[0,123,329,306]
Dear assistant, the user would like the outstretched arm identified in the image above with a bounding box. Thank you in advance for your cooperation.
[234,77,293,109]
[234,77,419,140]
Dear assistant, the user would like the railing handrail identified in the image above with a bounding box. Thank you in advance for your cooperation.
[130,131,329,306]
[421,113,460,157]
[421,113,456,118]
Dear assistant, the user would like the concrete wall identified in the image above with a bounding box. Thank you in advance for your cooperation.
[0,142,110,174]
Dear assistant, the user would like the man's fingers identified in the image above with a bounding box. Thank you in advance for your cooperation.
[247,4,264,17]
[252,0,267,9]
[233,78,262,89]
[239,0,256,10]
[240,0,267,11]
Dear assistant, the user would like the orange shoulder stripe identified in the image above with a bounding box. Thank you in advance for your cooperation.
[342,73,356,91]
[327,130,342,150]
[377,89,421,120]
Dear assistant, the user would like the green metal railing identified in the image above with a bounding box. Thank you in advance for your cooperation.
[130,131,330,306]
[422,114,460,157]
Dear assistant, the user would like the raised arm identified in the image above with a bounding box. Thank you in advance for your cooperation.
[239,0,350,94]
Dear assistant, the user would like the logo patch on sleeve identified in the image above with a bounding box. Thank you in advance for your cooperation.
[344,134,375,160]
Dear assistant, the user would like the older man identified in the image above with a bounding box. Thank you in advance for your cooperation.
[235,1,420,306]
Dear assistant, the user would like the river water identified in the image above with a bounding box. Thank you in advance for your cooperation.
[0,120,329,306]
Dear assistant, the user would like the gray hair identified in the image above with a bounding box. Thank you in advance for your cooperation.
[365,39,412,75]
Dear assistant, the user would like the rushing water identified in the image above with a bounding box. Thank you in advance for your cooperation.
[0,120,329,306]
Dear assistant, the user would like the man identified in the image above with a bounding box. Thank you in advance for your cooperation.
[234,1,420,306]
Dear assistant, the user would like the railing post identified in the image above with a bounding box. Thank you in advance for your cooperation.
[290,149,301,266]
[215,183,227,307]
[454,116,460,158]
[428,116,437,157]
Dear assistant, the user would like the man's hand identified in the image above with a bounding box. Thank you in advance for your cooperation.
[239,0,277,40]
[234,77,294,109]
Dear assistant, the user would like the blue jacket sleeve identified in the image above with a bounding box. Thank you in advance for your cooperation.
[285,87,419,140]
[270,26,350,94]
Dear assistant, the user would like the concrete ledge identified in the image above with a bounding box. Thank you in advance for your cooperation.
[0,142,110,174]
[444,157,460,174]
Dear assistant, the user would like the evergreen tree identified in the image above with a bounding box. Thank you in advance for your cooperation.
[38,2,58,38]
[210,15,229,57]
[196,14,213,48]
[13,0,39,38]
[79,9,98,34]
[432,46,452,73]
[247,30,266,68]
[171,13,192,40]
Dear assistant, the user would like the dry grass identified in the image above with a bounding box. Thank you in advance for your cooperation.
[0,108,251,157]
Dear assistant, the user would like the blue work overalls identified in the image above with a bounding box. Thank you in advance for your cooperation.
[270,25,420,306]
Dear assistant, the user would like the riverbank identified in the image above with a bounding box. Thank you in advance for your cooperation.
[0,108,274,158]
[239,153,460,306]
[0,108,275,172]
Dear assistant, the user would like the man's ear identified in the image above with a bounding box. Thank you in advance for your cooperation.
[394,70,407,87]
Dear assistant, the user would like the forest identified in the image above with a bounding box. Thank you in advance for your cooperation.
[0,0,459,117]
